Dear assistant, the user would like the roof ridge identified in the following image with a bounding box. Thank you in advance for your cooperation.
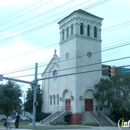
[58,9,103,24]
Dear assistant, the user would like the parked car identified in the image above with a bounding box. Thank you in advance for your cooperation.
[27,115,33,120]
[0,115,7,121]
[20,116,29,121]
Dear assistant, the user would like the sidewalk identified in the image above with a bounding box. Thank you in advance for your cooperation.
[1,124,130,130]
[5,127,130,130]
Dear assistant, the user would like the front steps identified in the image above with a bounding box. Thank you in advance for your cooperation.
[83,111,115,126]
[40,107,71,125]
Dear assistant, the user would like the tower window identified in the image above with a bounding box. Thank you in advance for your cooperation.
[50,95,52,105]
[62,29,64,40]
[53,95,55,105]
[57,94,59,105]
[71,24,73,36]
[80,23,84,35]
[66,27,69,38]
[87,25,90,36]
[94,26,97,38]
[53,70,57,76]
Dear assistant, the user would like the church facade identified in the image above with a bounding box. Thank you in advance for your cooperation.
[41,9,103,124]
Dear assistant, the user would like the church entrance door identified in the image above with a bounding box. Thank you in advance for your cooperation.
[65,99,71,111]
[85,99,93,111]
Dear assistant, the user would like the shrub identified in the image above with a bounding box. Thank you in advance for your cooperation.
[77,121,82,125]
[36,111,51,122]
[81,121,99,126]
[56,121,68,125]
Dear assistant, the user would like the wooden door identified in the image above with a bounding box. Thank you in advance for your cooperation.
[85,99,93,111]
[65,99,71,111]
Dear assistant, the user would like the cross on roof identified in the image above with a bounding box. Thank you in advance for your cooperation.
[54,49,57,55]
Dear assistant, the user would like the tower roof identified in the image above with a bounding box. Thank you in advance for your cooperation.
[58,9,103,24]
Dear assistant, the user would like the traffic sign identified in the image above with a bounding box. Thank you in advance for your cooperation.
[0,75,3,81]
[120,69,130,75]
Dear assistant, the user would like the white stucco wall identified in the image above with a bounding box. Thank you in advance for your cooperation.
[42,10,103,114]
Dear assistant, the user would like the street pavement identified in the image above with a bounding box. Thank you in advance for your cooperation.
[1,127,130,130]
[1,123,130,130]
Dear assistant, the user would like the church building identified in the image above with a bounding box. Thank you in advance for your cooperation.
[41,9,104,125]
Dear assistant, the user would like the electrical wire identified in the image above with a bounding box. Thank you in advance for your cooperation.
[0,0,109,42]
[0,0,52,23]
[11,56,130,79]
[102,20,130,33]
[1,35,130,76]
[0,44,58,61]
[3,40,130,75]
[0,0,129,74]
[1,39,129,74]
[0,0,78,30]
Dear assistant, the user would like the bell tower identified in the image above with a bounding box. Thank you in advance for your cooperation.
[58,9,103,124]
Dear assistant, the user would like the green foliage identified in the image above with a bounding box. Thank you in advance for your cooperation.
[24,84,43,121]
[94,75,130,121]
[56,121,69,125]
[36,111,50,122]
[0,81,22,116]
[79,121,99,126]
[77,121,82,125]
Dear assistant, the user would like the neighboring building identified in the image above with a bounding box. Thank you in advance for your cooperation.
[41,9,115,125]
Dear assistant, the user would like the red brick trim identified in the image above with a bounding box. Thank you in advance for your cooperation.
[70,113,82,124]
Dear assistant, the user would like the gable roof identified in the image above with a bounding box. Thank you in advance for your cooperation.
[41,55,60,77]
[58,9,103,24]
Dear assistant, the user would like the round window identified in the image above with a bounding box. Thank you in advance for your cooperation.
[87,52,92,57]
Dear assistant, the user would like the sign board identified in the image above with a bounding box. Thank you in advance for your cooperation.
[0,74,3,81]
[120,69,130,75]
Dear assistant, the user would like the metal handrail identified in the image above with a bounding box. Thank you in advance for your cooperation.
[49,106,64,113]
[41,106,65,124]
[41,106,72,124]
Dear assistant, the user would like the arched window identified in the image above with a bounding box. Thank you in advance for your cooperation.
[94,26,97,38]
[53,70,57,76]
[53,95,55,105]
[66,27,69,38]
[71,24,73,36]
[87,25,90,36]
[62,29,64,40]
[57,94,59,105]
[50,95,52,105]
[80,23,84,35]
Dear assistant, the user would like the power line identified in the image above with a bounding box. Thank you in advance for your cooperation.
[0,0,77,29]
[2,39,130,74]
[102,20,130,33]
[0,0,109,42]
[0,0,52,23]
[0,44,58,61]
[3,40,130,75]
[11,56,130,79]
[0,0,129,74]
[1,29,130,64]
[102,37,130,47]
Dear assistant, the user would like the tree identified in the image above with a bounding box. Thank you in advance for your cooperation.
[24,84,44,121]
[24,84,42,113]
[94,75,130,122]
[0,81,22,116]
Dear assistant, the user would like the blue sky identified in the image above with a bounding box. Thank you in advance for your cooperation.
[0,0,130,92]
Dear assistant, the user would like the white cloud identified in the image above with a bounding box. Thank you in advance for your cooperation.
[124,0,130,6]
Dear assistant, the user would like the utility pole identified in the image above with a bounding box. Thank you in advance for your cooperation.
[0,63,38,128]
[32,63,38,128]
[23,91,25,116]
[0,65,109,128]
